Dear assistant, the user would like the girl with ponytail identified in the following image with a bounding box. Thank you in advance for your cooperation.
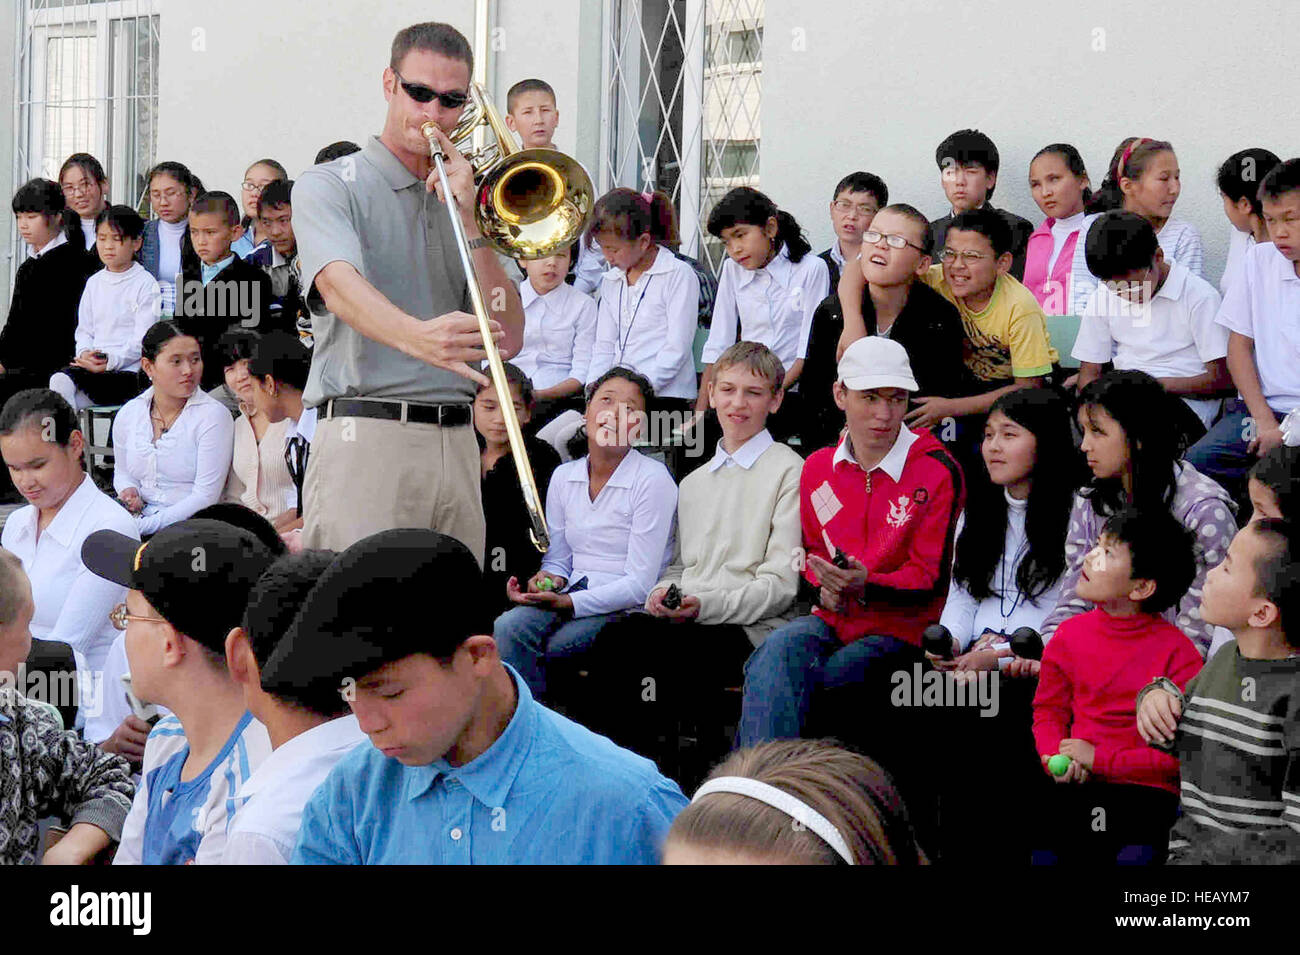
[698,187,830,438]
[1024,144,1092,314]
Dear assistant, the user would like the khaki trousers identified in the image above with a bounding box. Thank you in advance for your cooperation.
[301,412,485,565]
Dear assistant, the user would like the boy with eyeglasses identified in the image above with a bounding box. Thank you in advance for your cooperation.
[819,172,889,289]
[81,519,276,864]
[804,204,965,452]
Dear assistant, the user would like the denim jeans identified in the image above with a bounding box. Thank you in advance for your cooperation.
[493,605,624,699]
[1185,399,1254,499]
[738,615,918,746]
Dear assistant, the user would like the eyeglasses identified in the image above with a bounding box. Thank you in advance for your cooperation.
[150,188,186,201]
[393,70,469,109]
[832,199,879,218]
[110,603,166,631]
[61,182,94,196]
[863,230,927,253]
[938,248,993,264]
[241,180,277,194]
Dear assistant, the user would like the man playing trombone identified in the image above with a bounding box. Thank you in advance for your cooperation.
[292,21,525,561]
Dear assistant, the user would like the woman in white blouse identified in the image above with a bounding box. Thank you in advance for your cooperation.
[112,321,235,536]
[0,387,139,739]
[218,329,294,521]
[494,366,678,700]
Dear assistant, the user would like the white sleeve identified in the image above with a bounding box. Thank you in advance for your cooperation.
[937,514,979,650]
[111,403,140,496]
[567,294,598,386]
[40,560,128,659]
[1190,286,1228,362]
[647,266,699,393]
[796,257,831,359]
[220,830,291,865]
[538,469,575,581]
[700,260,740,365]
[137,408,236,536]
[110,781,147,865]
[112,275,161,371]
[1069,295,1115,364]
[586,290,616,384]
[74,283,94,357]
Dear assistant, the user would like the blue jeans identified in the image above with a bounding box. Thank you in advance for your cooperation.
[1185,399,1253,498]
[493,605,624,699]
[738,615,918,746]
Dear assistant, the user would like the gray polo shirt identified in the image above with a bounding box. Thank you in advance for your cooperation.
[294,135,475,407]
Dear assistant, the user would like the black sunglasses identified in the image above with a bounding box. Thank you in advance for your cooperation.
[393,70,469,109]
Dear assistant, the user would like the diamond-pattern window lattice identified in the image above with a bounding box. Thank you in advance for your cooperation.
[604,0,763,278]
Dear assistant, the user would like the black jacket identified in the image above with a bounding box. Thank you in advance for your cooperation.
[0,241,96,377]
[177,253,281,391]
[930,205,1034,282]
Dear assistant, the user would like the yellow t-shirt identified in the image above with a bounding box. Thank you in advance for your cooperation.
[921,265,1058,381]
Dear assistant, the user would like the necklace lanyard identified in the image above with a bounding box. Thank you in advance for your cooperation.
[616,275,655,364]
[998,535,1029,621]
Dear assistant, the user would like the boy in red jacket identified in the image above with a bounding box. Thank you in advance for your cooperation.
[739,337,963,745]
[1032,507,1202,865]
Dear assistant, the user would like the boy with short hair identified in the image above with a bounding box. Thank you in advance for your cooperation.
[1032,507,1203,864]
[81,519,276,864]
[267,528,688,864]
[1187,159,1300,499]
[221,550,366,864]
[249,179,310,345]
[1073,211,1231,438]
[808,202,966,451]
[1137,518,1300,858]
[819,171,888,288]
[0,548,134,865]
[177,191,277,400]
[505,78,559,150]
[930,128,1034,280]
[246,330,316,537]
[49,205,160,410]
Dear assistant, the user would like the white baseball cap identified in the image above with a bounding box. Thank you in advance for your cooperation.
[837,336,919,392]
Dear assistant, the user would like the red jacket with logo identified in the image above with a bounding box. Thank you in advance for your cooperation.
[800,428,964,646]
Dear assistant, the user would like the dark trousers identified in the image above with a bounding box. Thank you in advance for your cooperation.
[1032,781,1178,865]
[53,365,144,405]
[1186,398,1255,505]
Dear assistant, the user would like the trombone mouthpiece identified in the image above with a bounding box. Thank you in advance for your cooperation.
[420,121,439,140]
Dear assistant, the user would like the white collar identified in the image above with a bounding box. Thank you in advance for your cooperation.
[520,277,569,308]
[7,474,98,549]
[565,449,643,489]
[831,425,918,483]
[158,217,188,236]
[707,429,774,472]
[287,405,317,443]
[602,245,675,285]
[100,262,143,284]
[29,232,68,259]
[236,716,363,800]
[736,247,795,290]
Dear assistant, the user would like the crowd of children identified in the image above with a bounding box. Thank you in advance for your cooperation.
[1,18,1299,867]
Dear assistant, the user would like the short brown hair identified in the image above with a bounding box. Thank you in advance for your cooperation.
[667,739,929,865]
[712,341,785,394]
[390,22,473,73]
[506,78,556,114]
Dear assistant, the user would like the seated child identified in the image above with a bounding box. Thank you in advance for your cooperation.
[699,187,830,440]
[177,191,277,402]
[1249,444,1300,522]
[1217,148,1282,298]
[1032,507,1202,865]
[493,366,677,700]
[1137,517,1300,860]
[81,519,275,864]
[588,342,803,767]
[1073,211,1231,439]
[513,241,597,428]
[662,739,928,865]
[314,141,360,164]
[0,548,134,865]
[818,171,889,288]
[248,179,310,344]
[141,161,203,315]
[221,549,367,864]
[231,159,288,260]
[49,205,160,411]
[930,128,1034,281]
[505,77,560,150]
[245,331,317,538]
[815,203,965,451]
[1187,159,1300,501]
[1024,143,1092,314]
[475,362,562,615]
[585,190,701,410]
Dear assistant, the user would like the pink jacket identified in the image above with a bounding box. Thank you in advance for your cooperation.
[1023,218,1080,315]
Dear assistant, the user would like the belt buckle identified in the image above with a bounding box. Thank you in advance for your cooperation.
[399,401,409,426]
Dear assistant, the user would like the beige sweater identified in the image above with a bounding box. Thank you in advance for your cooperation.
[651,440,804,646]
[223,412,294,518]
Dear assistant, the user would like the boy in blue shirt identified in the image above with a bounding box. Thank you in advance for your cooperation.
[263,528,688,864]
[81,519,276,864]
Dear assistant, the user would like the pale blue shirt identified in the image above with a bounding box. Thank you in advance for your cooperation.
[291,665,687,864]
[201,254,235,286]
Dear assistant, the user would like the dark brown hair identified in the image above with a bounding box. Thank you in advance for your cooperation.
[390,22,472,72]
[586,187,676,248]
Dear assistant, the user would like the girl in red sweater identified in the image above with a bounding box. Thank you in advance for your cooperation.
[1032,507,1203,864]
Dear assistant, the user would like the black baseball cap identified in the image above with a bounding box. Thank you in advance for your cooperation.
[259,528,492,700]
[81,519,276,654]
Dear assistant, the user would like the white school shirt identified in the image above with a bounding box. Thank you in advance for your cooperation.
[0,475,138,696]
[1215,242,1300,416]
[1220,229,1255,298]
[157,217,187,313]
[1047,211,1086,273]
[28,231,68,259]
[573,239,609,295]
[515,278,599,390]
[939,491,1065,663]
[221,715,366,865]
[587,246,701,400]
[701,248,831,370]
[538,449,678,618]
[281,406,317,514]
[1068,214,1206,315]
[80,217,96,250]
[112,386,236,536]
[74,262,162,372]
[1072,262,1228,427]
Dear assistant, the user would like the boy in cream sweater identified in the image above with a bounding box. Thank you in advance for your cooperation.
[589,341,803,773]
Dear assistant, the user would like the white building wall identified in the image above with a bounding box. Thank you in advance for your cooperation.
[760,0,1300,286]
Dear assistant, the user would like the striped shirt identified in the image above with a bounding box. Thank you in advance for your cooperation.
[113,711,272,865]
[1162,643,1300,854]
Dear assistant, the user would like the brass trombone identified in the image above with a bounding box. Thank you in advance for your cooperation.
[422,83,594,553]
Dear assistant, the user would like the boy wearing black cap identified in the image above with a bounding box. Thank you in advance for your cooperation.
[81,519,277,865]
[221,550,366,865]
[263,529,688,864]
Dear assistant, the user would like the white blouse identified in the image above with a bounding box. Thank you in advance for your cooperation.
[112,386,236,535]
[515,279,599,391]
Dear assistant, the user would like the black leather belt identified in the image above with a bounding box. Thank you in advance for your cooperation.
[324,398,471,427]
